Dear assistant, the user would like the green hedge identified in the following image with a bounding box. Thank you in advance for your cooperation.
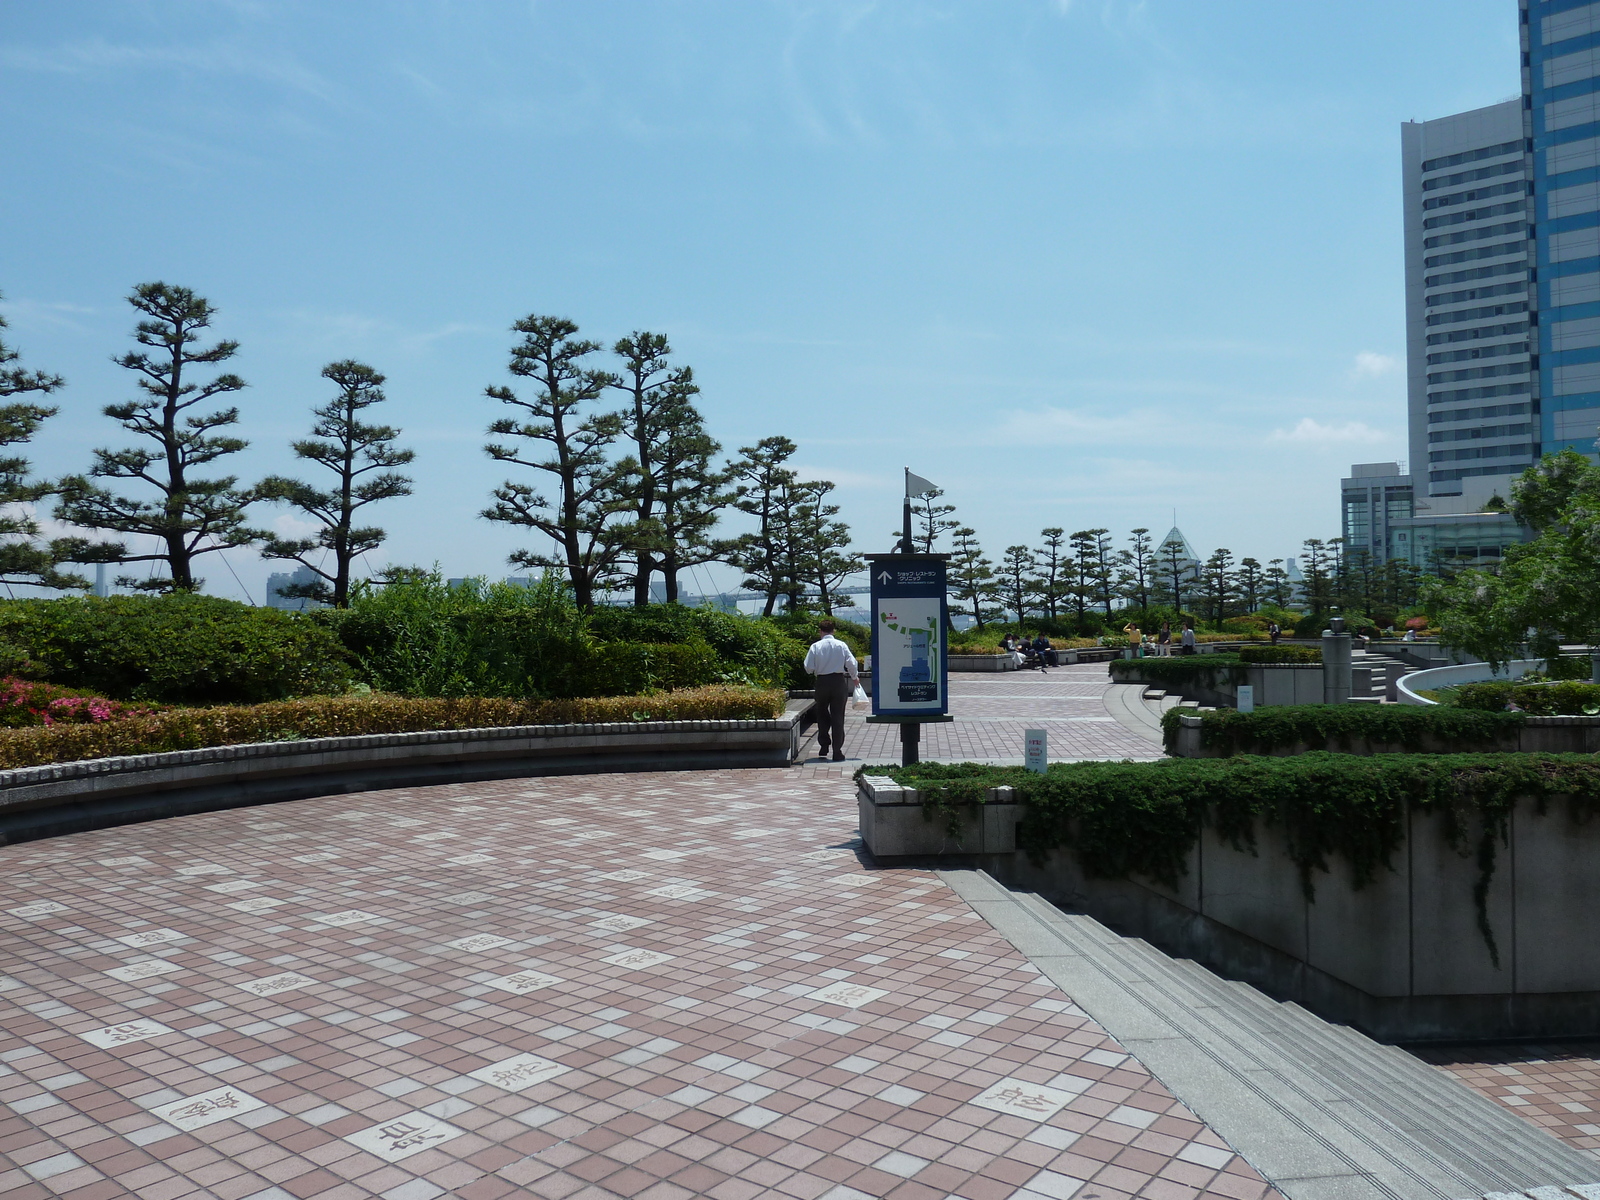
[0,595,350,704]
[1238,645,1321,664]
[869,753,1600,962]
[1109,655,1245,685]
[1160,703,1525,755]
[0,685,787,770]
[1452,680,1600,715]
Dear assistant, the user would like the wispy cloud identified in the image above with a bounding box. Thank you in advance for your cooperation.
[1351,351,1400,379]
[1270,417,1390,444]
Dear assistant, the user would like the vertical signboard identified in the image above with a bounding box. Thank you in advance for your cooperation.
[1024,729,1047,774]
[867,554,949,717]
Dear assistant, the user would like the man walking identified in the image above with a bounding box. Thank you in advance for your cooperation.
[804,619,860,762]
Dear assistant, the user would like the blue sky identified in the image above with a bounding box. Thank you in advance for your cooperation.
[0,0,1521,601]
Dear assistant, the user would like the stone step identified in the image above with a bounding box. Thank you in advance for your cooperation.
[943,872,1600,1200]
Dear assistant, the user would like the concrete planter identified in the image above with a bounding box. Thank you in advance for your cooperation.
[0,702,811,846]
[1115,662,1325,708]
[948,654,1017,672]
[979,792,1600,1040]
[1168,711,1600,757]
[856,774,1020,857]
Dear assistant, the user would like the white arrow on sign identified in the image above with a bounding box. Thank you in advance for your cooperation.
[877,570,893,585]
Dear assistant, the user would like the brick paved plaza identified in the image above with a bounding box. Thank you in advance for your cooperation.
[1,669,1597,1199]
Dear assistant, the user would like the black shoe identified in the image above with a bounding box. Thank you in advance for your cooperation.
[832,753,846,761]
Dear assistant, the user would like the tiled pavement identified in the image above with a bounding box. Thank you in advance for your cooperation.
[1411,1042,1600,1159]
[833,665,1162,765]
[0,767,1279,1200]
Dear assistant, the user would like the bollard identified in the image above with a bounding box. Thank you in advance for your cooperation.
[1322,616,1353,705]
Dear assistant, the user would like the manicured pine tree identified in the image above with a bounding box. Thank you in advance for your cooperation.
[0,294,123,589]
[55,283,256,592]
[1035,528,1068,620]
[949,526,1000,628]
[998,545,1037,625]
[482,315,627,611]
[727,436,800,616]
[256,361,415,607]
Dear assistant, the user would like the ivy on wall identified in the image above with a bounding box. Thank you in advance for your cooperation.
[863,753,1600,965]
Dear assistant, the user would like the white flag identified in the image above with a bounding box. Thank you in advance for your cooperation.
[905,470,939,498]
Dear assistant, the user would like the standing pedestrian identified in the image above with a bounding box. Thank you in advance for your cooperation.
[803,619,860,762]
[1268,620,1281,646]
[1124,620,1142,659]
[1181,620,1196,655]
[1157,623,1172,657]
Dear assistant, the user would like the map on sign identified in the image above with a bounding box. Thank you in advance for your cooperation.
[868,555,949,717]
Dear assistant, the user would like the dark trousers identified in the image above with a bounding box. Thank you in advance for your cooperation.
[813,673,852,756]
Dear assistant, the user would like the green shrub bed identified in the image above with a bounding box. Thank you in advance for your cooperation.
[1238,645,1321,664]
[1452,680,1600,715]
[0,685,786,770]
[1109,654,1245,685]
[1160,704,1525,755]
[867,753,1600,962]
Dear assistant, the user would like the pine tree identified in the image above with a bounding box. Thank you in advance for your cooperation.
[256,361,415,607]
[949,526,1000,628]
[727,436,799,616]
[1200,548,1235,625]
[1035,528,1068,619]
[56,283,256,592]
[611,332,731,605]
[0,295,122,589]
[1116,528,1153,610]
[482,315,627,611]
[998,545,1037,625]
[1236,557,1263,614]
[1264,558,1292,609]
[792,480,861,614]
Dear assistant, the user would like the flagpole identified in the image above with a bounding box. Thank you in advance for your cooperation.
[902,466,914,555]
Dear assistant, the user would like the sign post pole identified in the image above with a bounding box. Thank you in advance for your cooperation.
[865,551,953,767]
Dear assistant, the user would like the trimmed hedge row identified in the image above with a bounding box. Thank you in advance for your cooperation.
[1238,645,1321,664]
[868,753,1600,961]
[1453,680,1600,715]
[1159,704,1525,756]
[0,685,788,770]
[1109,655,1245,685]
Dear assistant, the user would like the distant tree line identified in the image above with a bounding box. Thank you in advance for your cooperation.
[0,285,860,612]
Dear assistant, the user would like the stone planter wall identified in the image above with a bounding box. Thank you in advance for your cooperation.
[858,773,1600,1038]
[0,702,811,846]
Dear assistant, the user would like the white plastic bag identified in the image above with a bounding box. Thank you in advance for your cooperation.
[851,684,869,711]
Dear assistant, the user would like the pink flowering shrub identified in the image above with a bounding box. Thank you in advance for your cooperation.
[0,677,150,728]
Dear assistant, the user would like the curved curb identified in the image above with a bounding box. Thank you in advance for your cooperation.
[0,704,809,845]
[1396,659,1544,705]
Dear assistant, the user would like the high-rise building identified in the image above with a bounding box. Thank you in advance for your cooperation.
[1403,99,1538,499]
[1339,463,1414,561]
[1526,1,1600,455]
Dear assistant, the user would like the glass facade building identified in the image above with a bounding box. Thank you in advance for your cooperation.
[1527,0,1600,457]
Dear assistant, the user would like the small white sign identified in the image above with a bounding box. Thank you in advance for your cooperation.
[645,885,710,901]
[82,1019,175,1048]
[154,1086,266,1131]
[205,879,262,894]
[443,934,514,953]
[970,1076,1076,1121]
[468,1052,570,1091]
[808,981,889,1009]
[106,960,183,982]
[308,910,383,927]
[226,896,289,913]
[346,1112,464,1162]
[599,948,673,970]
[175,864,231,876]
[591,914,652,933]
[115,928,188,948]
[8,901,68,918]
[485,969,563,996]
[236,971,318,997]
[1024,729,1048,775]
[1236,684,1255,714]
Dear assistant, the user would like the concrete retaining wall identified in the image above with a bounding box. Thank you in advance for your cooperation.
[1115,662,1324,708]
[1168,711,1600,757]
[0,704,810,845]
[858,774,1600,1039]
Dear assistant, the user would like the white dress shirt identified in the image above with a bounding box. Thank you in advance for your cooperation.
[804,634,859,679]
